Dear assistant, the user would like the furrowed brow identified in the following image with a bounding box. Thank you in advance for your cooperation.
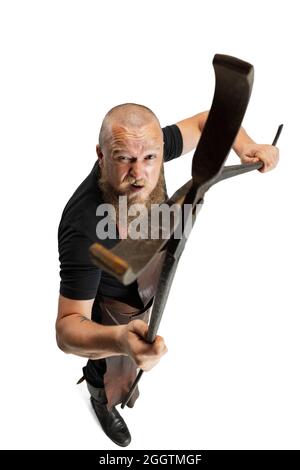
[112,148,160,157]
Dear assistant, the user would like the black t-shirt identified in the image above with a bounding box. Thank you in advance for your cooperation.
[58,124,183,317]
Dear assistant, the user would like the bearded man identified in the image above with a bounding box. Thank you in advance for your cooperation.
[56,103,279,447]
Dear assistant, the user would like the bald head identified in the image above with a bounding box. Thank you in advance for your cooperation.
[98,103,161,150]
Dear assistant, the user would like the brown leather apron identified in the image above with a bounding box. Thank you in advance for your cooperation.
[99,250,166,410]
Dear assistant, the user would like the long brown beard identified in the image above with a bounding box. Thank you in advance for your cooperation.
[97,164,167,232]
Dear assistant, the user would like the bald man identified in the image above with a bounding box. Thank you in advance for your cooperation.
[56,103,279,447]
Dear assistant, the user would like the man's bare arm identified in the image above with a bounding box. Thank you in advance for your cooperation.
[55,295,167,371]
[56,295,124,359]
[176,111,208,155]
[176,111,279,172]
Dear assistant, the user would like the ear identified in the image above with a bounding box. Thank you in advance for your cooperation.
[96,144,104,167]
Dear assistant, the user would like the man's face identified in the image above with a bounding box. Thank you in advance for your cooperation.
[96,120,164,203]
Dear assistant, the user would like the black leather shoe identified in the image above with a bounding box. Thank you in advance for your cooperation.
[90,397,131,447]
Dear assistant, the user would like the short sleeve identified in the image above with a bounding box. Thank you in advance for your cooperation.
[162,124,183,162]
[58,223,101,300]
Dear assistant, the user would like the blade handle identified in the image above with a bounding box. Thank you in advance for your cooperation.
[89,242,129,276]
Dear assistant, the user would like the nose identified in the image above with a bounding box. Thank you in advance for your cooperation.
[129,160,144,179]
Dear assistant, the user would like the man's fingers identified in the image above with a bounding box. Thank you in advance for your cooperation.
[256,146,279,172]
[130,321,167,352]
[129,319,149,340]
[153,335,168,355]
[241,155,260,164]
[240,143,279,173]
[258,155,278,172]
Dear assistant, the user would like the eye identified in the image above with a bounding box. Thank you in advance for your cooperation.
[145,154,156,160]
[118,156,131,162]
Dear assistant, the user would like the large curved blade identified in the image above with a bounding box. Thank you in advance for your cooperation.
[190,54,254,199]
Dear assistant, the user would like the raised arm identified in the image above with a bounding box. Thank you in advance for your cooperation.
[176,111,279,172]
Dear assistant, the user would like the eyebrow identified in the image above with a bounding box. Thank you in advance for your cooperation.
[112,148,161,156]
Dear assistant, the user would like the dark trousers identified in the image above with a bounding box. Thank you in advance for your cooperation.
[83,358,107,388]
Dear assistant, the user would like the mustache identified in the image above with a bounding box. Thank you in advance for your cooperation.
[125,176,146,186]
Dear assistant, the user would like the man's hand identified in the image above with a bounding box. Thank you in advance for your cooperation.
[238,143,279,173]
[117,319,168,371]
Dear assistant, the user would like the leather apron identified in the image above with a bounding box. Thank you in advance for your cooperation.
[99,250,166,410]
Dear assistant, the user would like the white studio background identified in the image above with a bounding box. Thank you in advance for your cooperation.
[0,0,299,450]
